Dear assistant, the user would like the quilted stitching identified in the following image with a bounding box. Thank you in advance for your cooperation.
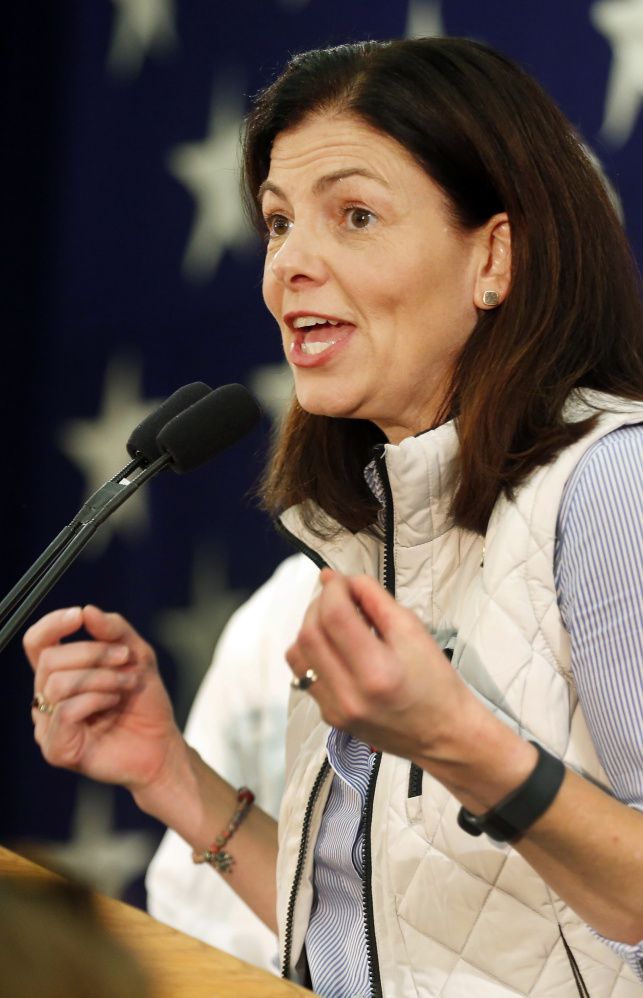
[277,396,643,996]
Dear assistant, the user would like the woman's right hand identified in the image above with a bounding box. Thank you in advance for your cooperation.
[24,604,183,794]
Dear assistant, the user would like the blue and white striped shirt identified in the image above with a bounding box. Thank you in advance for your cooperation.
[305,424,643,997]
[306,735,376,998]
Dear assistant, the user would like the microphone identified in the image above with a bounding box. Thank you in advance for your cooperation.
[0,383,262,653]
[0,383,215,630]
[69,383,262,530]
[126,381,212,464]
[157,383,262,473]
[73,382,215,525]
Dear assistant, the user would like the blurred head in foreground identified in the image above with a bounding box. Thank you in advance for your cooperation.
[0,877,151,998]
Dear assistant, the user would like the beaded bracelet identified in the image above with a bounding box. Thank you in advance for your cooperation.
[192,787,255,873]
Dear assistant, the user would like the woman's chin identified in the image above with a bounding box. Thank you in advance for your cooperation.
[295,392,361,420]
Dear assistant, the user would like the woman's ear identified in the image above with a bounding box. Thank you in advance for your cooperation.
[474,213,511,309]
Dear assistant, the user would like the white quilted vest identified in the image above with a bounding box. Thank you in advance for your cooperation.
[277,393,643,998]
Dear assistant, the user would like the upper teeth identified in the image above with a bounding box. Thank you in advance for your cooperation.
[293,316,339,328]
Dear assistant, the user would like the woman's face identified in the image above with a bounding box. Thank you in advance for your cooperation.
[261,112,507,443]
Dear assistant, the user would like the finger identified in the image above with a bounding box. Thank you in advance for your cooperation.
[287,626,364,728]
[33,641,130,699]
[58,691,121,726]
[34,692,122,763]
[289,581,379,714]
[287,620,336,684]
[23,607,83,670]
[42,666,138,707]
[82,606,157,673]
[316,574,382,670]
[288,583,347,682]
[347,575,451,702]
[36,639,130,675]
[316,576,434,718]
[299,591,322,632]
[81,605,152,662]
[346,575,405,641]
[293,576,359,675]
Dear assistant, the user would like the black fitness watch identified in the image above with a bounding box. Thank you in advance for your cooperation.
[457,742,566,842]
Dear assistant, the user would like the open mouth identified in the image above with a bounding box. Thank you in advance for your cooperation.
[288,314,354,356]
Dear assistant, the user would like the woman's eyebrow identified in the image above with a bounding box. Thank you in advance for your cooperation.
[258,179,286,203]
[258,168,390,204]
[312,168,390,193]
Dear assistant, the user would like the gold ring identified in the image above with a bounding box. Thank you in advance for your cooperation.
[31,693,53,714]
[290,669,319,692]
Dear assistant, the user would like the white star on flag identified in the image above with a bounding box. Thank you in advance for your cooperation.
[591,0,643,146]
[155,549,249,726]
[406,0,444,38]
[107,0,177,78]
[248,360,294,425]
[34,780,156,899]
[167,81,257,282]
[57,356,161,553]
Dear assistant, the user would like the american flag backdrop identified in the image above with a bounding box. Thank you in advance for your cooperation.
[2,0,642,907]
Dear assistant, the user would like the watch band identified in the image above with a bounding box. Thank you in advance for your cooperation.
[457,741,565,842]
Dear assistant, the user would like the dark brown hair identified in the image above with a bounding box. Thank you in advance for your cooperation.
[243,38,643,536]
[0,877,151,998]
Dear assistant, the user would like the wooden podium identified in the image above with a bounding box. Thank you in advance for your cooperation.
[0,845,310,998]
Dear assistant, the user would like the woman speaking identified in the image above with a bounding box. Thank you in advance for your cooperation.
[25,38,643,998]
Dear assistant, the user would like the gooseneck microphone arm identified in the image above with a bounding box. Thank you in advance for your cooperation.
[0,381,213,633]
[0,381,262,655]
[0,452,172,654]
[0,457,143,629]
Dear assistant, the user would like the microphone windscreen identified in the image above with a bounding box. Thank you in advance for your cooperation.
[156,383,262,473]
[127,382,212,462]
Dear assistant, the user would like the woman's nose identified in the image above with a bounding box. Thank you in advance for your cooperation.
[269,227,328,288]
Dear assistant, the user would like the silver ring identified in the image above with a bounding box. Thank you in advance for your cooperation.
[31,692,53,714]
[290,669,319,692]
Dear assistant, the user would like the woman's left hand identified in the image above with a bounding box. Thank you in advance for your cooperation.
[286,568,481,763]
[288,571,643,947]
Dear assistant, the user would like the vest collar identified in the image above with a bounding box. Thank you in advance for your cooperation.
[377,419,460,549]
[279,419,461,573]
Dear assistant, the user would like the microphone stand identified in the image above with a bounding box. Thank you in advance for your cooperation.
[0,453,171,654]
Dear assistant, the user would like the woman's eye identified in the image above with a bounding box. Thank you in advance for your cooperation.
[265,214,291,239]
[345,207,376,230]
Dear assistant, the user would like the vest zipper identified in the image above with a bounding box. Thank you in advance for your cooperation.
[374,447,396,595]
[362,446,395,996]
[279,452,394,993]
[281,758,331,981]
[408,762,424,798]
[363,750,383,998]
